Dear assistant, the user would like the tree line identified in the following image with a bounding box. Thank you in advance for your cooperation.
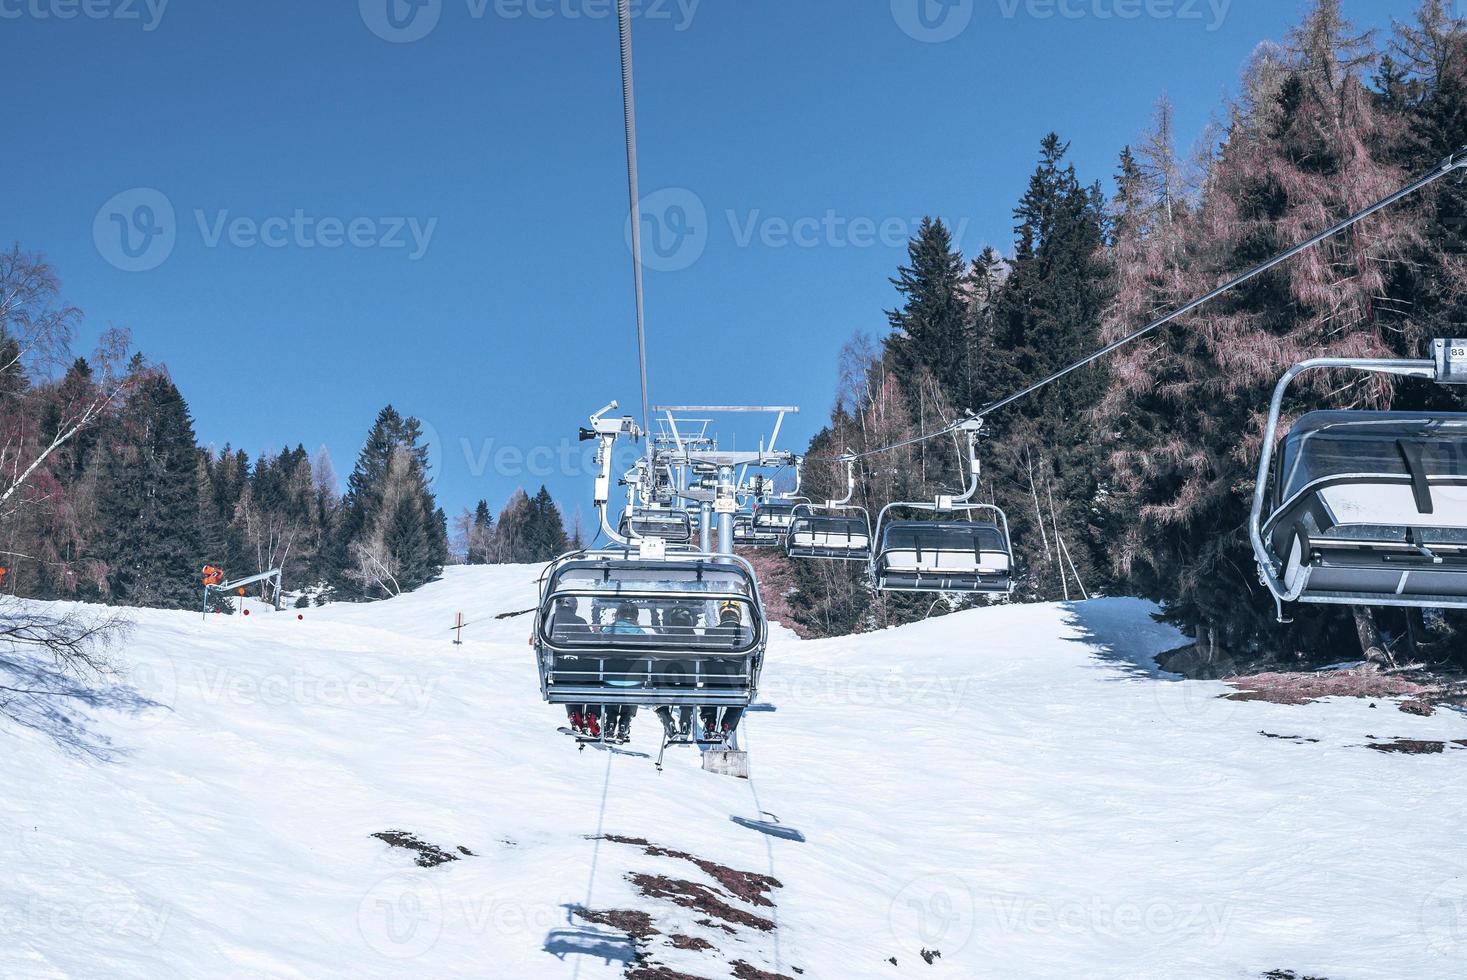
[0,242,589,613]
[786,0,1467,665]
[0,261,454,610]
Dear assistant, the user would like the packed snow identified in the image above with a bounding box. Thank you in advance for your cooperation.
[4,566,1467,979]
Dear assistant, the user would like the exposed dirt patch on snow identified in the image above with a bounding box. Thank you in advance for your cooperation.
[1364,738,1467,755]
[629,874,775,932]
[600,834,782,907]
[574,907,658,940]
[730,959,795,979]
[579,835,791,977]
[1259,731,1320,744]
[625,967,706,980]
[668,934,713,951]
[369,830,472,868]
[1224,668,1428,706]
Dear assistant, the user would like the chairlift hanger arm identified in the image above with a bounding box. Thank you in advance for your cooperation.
[1248,355,1440,602]
[845,143,1467,463]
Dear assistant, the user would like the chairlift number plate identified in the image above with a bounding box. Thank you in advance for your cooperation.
[1435,339,1467,384]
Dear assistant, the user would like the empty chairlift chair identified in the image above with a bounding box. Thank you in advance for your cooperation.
[786,506,873,561]
[784,462,873,561]
[619,508,694,545]
[1251,342,1467,617]
[872,512,1013,594]
[732,509,780,548]
[869,429,1015,595]
[752,499,805,535]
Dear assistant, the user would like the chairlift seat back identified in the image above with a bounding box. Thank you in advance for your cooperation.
[785,513,873,561]
[619,509,694,544]
[752,500,801,532]
[873,520,1013,593]
[1264,410,1467,606]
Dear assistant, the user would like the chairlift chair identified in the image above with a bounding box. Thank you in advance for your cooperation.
[534,549,768,714]
[784,459,873,561]
[1251,340,1467,618]
[751,498,807,534]
[732,510,781,548]
[872,509,1014,594]
[619,508,694,545]
[869,428,1015,595]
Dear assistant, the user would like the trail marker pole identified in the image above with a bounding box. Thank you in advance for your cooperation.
[454,612,465,646]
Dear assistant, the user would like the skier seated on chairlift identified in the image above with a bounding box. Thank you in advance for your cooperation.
[699,600,747,740]
[598,601,644,742]
[554,597,600,737]
[655,603,699,739]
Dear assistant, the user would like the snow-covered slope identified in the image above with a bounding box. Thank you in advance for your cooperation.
[4,567,1467,979]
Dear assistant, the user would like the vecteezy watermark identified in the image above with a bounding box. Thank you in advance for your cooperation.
[995,0,1232,31]
[628,187,972,273]
[94,188,437,272]
[890,874,976,952]
[191,664,440,717]
[991,894,1232,945]
[891,0,974,43]
[0,897,171,945]
[359,0,701,43]
[0,0,168,31]
[1422,874,1467,957]
[627,187,709,273]
[195,211,436,260]
[94,188,176,273]
[358,877,585,961]
[359,874,445,959]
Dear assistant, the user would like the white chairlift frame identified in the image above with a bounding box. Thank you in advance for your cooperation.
[1249,339,1467,620]
[785,457,875,562]
[870,425,1016,595]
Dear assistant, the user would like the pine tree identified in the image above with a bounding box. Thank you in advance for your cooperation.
[526,486,569,561]
[467,499,493,564]
[334,406,446,598]
[492,490,532,563]
[97,374,206,609]
[986,133,1113,601]
[885,218,975,411]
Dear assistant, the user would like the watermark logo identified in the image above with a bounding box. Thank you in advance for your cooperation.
[992,894,1232,945]
[94,188,176,273]
[1151,675,1238,733]
[627,187,970,273]
[993,0,1232,32]
[890,874,976,952]
[0,897,170,944]
[361,0,701,43]
[127,651,180,731]
[360,0,442,42]
[94,188,438,271]
[629,187,708,273]
[1422,875,1467,956]
[0,0,169,31]
[358,873,444,959]
[891,0,974,43]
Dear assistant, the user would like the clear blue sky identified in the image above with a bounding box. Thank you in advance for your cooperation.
[1,0,1418,527]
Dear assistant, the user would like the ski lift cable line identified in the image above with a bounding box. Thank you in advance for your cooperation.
[618,0,652,459]
[841,143,1467,465]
